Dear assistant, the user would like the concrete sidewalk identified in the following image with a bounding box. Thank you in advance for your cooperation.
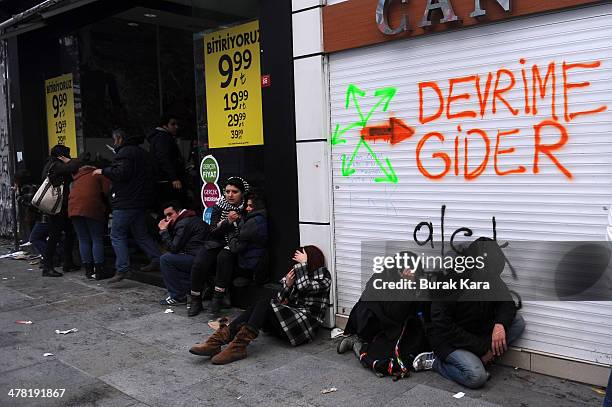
[0,250,606,406]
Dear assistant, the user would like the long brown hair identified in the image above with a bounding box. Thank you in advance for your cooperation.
[301,245,325,273]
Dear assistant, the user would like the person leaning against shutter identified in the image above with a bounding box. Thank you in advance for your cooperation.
[189,245,331,365]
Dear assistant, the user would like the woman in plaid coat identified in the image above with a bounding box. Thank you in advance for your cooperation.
[190,245,331,364]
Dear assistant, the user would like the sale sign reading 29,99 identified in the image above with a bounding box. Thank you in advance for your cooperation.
[204,20,264,148]
[45,73,77,154]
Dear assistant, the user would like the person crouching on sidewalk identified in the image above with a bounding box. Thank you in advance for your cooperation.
[158,201,210,305]
[189,245,331,365]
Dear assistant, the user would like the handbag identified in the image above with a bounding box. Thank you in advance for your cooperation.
[31,177,63,215]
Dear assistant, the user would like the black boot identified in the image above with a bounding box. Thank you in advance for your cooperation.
[83,263,94,279]
[42,267,63,277]
[94,263,111,280]
[188,295,203,317]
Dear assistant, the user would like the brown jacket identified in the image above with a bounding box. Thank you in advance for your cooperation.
[68,166,111,222]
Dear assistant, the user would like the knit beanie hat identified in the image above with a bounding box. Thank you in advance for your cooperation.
[225,176,250,194]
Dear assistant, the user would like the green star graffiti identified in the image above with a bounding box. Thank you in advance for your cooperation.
[331,84,399,184]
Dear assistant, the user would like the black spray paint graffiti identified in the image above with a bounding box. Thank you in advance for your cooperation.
[0,128,12,237]
[0,48,13,237]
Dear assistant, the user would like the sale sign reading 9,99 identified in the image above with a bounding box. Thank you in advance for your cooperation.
[45,73,77,154]
[204,20,264,148]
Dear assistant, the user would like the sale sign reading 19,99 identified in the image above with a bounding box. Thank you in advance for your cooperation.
[45,73,77,154]
[204,20,264,148]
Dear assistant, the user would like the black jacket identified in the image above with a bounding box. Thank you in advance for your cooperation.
[227,209,268,270]
[42,157,81,213]
[159,210,209,256]
[147,127,185,182]
[428,301,516,361]
[102,136,155,210]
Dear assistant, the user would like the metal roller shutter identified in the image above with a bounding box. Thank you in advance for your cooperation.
[329,4,612,364]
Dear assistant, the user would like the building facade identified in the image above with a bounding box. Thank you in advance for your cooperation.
[292,0,611,386]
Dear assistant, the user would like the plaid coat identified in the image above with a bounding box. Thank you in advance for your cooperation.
[270,263,331,346]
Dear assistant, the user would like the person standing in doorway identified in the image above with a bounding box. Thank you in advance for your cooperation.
[147,114,186,207]
[93,128,161,283]
[41,145,81,277]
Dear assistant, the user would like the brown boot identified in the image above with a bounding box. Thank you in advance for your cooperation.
[211,325,258,365]
[189,325,232,356]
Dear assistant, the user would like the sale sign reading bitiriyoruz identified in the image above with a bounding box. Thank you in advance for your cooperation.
[204,20,264,148]
[45,73,77,154]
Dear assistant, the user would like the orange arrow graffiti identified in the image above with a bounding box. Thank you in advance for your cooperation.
[360,117,415,145]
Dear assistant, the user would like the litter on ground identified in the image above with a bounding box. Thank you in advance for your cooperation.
[453,392,465,399]
[164,308,174,314]
[321,387,338,394]
[15,320,33,324]
[55,328,78,335]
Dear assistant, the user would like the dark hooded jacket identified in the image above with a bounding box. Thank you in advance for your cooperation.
[159,209,209,256]
[147,127,185,182]
[102,135,155,210]
[427,238,517,361]
[227,209,268,271]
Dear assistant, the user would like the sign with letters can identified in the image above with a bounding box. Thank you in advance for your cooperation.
[204,20,264,148]
[45,73,77,154]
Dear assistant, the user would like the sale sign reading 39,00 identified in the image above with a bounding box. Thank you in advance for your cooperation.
[204,20,264,148]
[45,73,77,154]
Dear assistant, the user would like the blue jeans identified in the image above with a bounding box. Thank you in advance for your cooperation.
[433,313,526,389]
[110,209,161,274]
[30,221,63,261]
[160,253,194,299]
[29,221,49,256]
[71,216,105,264]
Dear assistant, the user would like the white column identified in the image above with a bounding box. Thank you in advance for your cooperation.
[292,0,336,327]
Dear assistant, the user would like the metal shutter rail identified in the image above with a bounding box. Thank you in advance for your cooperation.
[329,4,612,364]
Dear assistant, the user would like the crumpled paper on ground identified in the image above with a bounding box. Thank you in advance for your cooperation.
[321,387,337,394]
[55,328,78,335]
[0,251,28,259]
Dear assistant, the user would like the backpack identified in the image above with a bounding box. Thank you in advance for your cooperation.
[31,177,63,215]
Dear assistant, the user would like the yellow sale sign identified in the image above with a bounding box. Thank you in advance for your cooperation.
[204,20,264,148]
[45,73,77,154]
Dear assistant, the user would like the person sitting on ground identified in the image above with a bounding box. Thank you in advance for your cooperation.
[41,144,81,277]
[188,191,268,317]
[189,245,331,365]
[158,200,210,305]
[413,238,525,389]
[68,158,111,280]
[337,251,431,379]
[93,128,161,283]
[189,176,249,314]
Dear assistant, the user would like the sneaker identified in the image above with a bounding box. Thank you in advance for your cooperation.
[412,352,436,371]
[159,295,187,306]
[337,335,360,354]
